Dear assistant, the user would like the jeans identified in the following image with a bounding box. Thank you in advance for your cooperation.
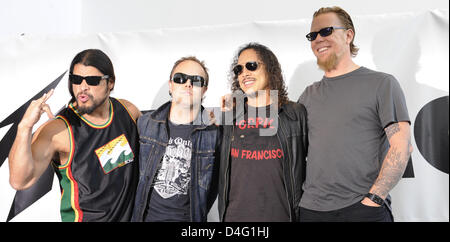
[299,200,393,222]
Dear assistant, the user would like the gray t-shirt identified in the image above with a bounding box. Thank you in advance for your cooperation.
[298,66,410,211]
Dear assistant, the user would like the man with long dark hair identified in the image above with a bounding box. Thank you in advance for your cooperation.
[8,49,141,222]
[218,43,308,222]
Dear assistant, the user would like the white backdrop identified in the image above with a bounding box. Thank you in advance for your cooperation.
[0,8,448,222]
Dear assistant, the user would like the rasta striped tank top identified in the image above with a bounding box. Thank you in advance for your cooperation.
[53,97,139,222]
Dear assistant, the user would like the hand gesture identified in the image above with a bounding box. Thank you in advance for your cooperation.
[221,93,234,112]
[19,89,55,129]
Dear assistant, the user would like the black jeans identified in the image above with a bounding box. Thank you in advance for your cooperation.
[299,201,393,222]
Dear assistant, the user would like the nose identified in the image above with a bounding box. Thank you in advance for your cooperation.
[241,66,252,78]
[184,79,193,88]
[79,79,90,90]
[311,36,324,51]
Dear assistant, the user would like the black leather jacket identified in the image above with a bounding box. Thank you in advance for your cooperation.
[218,101,308,221]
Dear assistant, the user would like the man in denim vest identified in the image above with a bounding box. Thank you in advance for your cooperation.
[132,56,221,222]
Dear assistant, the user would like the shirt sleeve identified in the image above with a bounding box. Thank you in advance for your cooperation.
[297,88,308,106]
[376,74,411,128]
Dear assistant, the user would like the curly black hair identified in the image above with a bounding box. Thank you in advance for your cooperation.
[229,42,289,107]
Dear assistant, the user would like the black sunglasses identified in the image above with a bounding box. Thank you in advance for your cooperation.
[306,26,347,41]
[233,61,261,76]
[69,74,109,86]
[172,72,207,87]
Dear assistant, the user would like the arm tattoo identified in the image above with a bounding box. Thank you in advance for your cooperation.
[385,123,400,140]
[372,123,411,198]
[372,146,408,198]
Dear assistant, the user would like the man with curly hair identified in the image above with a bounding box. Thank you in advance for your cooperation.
[218,43,308,222]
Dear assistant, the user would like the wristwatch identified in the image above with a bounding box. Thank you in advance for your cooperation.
[365,193,384,205]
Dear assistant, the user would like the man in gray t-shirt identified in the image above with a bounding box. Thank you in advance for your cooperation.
[298,7,413,222]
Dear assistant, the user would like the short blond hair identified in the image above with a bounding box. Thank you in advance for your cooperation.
[313,6,359,57]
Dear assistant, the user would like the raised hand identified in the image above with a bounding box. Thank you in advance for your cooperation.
[19,89,55,129]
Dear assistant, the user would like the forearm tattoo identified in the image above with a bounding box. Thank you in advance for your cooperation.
[372,146,407,198]
[371,123,411,198]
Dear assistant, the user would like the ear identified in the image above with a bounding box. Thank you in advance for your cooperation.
[346,29,355,45]
[200,86,208,99]
[168,80,173,95]
[108,80,115,92]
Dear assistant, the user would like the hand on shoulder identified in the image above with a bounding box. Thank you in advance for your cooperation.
[118,99,142,121]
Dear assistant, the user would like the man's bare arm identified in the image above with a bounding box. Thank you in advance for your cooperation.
[363,121,413,206]
[8,90,61,190]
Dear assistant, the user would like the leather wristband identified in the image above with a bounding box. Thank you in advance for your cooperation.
[365,193,384,205]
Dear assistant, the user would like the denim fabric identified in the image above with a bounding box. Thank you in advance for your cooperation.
[131,101,220,222]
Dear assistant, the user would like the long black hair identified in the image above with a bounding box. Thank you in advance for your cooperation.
[68,49,115,103]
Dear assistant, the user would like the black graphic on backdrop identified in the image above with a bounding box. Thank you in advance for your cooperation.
[414,96,449,174]
[0,71,66,221]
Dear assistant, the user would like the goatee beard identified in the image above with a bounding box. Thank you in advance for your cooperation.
[245,89,258,99]
[76,95,108,115]
[317,52,338,72]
